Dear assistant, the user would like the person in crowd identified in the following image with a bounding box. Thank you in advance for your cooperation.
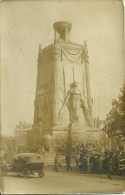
[104,153,109,174]
[98,155,103,174]
[107,156,113,179]
[116,152,120,175]
[79,153,87,173]
[54,153,59,172]
[112,153,117,174]
[91,155,97,173]
[86,155,90,173]
[89,155,93,173]
[79,152,83,172]
[83,156,88,173]
[74,151,79,171]
[95,155,99,173]
[66,153,72,171]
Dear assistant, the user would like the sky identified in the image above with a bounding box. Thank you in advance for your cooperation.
[1,0,125,136]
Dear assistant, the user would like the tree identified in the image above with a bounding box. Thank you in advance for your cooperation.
[105,84,125,137]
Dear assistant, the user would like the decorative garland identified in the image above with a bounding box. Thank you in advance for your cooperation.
[39,43,89,64]
[61,46,82,63]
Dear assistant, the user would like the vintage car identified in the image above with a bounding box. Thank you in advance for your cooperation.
[0,156,8,175]
[9,153,44,177]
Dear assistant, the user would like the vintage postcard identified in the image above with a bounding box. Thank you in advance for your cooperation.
[0,0,125,194]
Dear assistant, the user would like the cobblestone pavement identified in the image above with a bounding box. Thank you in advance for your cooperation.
[3,171,125,194]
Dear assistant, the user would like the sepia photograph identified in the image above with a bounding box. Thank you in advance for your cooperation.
[0,0,125,194]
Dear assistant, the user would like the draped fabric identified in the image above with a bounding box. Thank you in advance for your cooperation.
[34,51,54,124]
[35,94,51,124]
[61,46,82,63]
[41,43,83,63]
[34,42,92,127]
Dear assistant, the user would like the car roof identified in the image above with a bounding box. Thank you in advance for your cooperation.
[16,153,42,157]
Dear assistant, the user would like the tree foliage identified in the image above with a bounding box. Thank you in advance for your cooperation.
[105,84,125,137]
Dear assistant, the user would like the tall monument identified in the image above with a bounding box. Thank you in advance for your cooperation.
[30,21,98,151]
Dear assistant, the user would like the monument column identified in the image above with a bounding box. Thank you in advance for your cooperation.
[52,43,60,125]
[34,44,42,124]
[83,41,93,121]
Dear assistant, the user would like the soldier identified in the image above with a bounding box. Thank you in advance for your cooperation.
[98,155,103,174]
[87,155,90,173]
[66,153,72,171]
[74,151,79,171]
[54,153,59,172]
[107,156,113,179]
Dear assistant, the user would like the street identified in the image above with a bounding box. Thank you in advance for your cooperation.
[3,170,125,194]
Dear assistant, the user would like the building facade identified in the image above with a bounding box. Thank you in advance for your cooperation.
[14,121,32,151]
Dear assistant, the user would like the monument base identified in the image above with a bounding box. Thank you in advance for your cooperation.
[70,122,101,143]
[27,122,101,154]
[51,123,101,150]
[44,152,56,166]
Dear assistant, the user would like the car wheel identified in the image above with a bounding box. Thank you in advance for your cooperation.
[23,168,30,178]
[38,171,44,177]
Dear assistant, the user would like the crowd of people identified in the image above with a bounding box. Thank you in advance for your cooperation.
[54,150,125,178]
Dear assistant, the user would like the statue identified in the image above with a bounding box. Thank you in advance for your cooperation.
[57,81,93,126]
[68,82,81,123]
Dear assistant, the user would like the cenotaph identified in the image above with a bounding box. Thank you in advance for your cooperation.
[29,21,100,153]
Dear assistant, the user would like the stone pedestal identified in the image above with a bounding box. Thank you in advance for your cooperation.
[68,122,100,145]
[44,152,56,166]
